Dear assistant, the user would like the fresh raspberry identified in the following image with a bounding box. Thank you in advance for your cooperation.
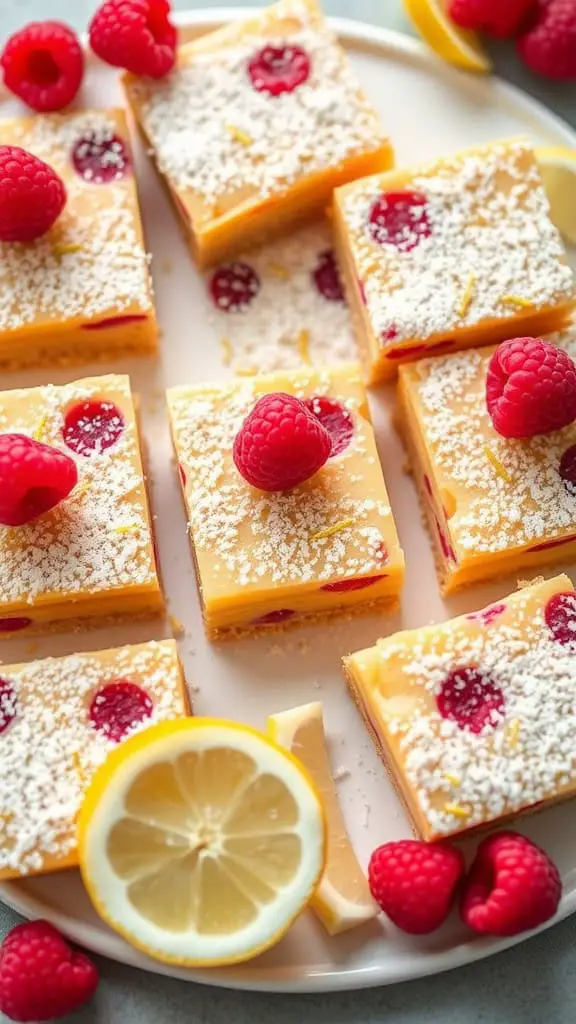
[0,920,98,1022]
[518,0,576,81]
[436,667,505,734]
[312,250,345,303]
[0,435,78,528]
[1,21,84,112]
[368,840,465,935]
[369,191,431,252]
[89,680,154,741]
[486,337,576,438]
[89,0,177,79]
[461,831,562,936]
[248,44,311,96]
[233,393,332,492]
[0,147,66,243]
[449,0,535,38]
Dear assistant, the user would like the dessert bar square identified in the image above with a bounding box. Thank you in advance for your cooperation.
[0,108,156,368]
[167,363,404,638]
[397,341,576,594]
[0,374,163,635]
[343,574,576,841]
[0,640,188,879]
[334,138,574,383]
[124,0,393,268]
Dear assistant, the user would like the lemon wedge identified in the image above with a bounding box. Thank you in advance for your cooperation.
[268,702,378,935]
[536,146,576,245]
[78,718,326,967]
[403,0,491,73]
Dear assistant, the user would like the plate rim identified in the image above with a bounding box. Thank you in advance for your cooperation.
[1,5,576,995]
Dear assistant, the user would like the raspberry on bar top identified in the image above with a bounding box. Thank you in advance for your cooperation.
[333,138,575,383]
[0,108,156,369]
[397,330,576,594]
[166,363,404,638]
[0,640,188,879]
[343,574,576,842]
[123,0,393,269]
[0,374,163,635]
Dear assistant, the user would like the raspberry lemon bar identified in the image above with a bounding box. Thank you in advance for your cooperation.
[334,138,574,383]
[0,374,163,635]
[167,363,404,638]
[0,640,188,879]
[123,0,393,269]
[398,339,576,594]
[344,574,576,841]
[0,109,156,368]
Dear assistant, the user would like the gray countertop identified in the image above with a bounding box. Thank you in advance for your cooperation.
[1,2,575,1022]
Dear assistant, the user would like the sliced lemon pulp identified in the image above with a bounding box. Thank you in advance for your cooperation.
[268,702,378,935]
[78,719,326,966]
[403,0,491,74]
[536,146,576,245]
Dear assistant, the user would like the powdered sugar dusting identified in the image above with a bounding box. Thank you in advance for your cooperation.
[0,110,153,333]
[401,328,576,558]
[125,0,387,213]
[0,375,159,613]
[0,641,185,876]
[205,222,356,373]
[167,366,400,619]
[339,139,574,348]
[355,576,576,837]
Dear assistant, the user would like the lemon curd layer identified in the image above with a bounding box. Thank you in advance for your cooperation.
[167,363,404,637]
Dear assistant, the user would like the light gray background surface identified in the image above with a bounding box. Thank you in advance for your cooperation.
[0,1,575,1021]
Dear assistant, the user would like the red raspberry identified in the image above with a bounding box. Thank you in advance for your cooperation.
[486,337,576,438]
[0,147,66,243]
[461,831,562,936]
[89,0,177,79]
[369,192,431,252]
[0,434,78,527]
[0,920,98,1022]
[518,0,576,80]
[312,250,345,303]
[448,0,535,38]
[369,840,465,934]
[233,393,332,492]
[1,21,84,113]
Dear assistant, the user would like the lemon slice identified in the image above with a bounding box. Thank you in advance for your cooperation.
[268,703,378,935]
[78,719,326,966]
[403,0,491,73]
[536,146,576,245]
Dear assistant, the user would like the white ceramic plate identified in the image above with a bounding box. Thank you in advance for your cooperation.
[1,7,576,994]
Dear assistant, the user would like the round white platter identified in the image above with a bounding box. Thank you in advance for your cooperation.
[1,6,576,995]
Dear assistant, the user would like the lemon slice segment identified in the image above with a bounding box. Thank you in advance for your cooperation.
[268,702,378,935]
[78,719,326,966]
[403,0,491,73]
[536,146,576,245]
